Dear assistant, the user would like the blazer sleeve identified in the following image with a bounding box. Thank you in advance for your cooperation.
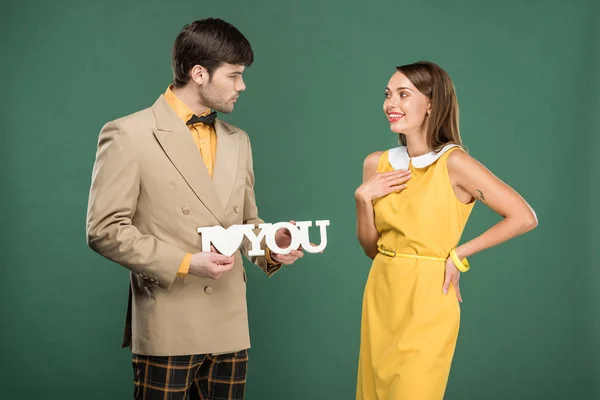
[86,121,186,289]
[238,131,282,277]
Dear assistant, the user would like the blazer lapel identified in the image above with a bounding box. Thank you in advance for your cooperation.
[151,95,228,226]
[212,120,239,210]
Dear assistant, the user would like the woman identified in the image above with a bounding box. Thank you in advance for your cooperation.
[354,61,538,399]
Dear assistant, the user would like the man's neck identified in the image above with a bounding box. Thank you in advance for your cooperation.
[171,85,210,116]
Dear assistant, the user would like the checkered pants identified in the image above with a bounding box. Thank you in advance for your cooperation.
[132,350,248,400]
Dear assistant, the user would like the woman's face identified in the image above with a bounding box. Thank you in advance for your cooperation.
[383,71,431,136]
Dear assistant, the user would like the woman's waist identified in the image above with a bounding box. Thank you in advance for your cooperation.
[376,244,449,262]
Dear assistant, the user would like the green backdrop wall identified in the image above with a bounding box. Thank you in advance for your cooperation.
[588,2,599,399]
[1,0,596,399]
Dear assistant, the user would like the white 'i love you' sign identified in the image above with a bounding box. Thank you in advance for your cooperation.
[196,220,330,257]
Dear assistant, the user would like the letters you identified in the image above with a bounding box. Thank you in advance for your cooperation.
[196,220,330,257]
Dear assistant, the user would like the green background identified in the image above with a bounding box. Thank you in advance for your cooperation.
[1,0,596,398]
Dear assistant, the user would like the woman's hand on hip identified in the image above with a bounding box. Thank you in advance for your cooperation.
[443,258,462,303]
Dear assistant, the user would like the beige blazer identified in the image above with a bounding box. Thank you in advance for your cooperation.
[86,95,280,356]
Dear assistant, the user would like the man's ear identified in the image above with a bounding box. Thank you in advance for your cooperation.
[190,65,208,85]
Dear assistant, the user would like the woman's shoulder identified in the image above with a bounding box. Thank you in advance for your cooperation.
[445,145,475,168]
[445,144,490,182]
[362,150,388,179]
[363,150,386,168]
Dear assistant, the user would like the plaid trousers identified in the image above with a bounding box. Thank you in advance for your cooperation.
[132,350,248,400]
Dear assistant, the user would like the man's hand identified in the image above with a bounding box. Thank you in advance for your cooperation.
[189,246,235,279]
[270,221,305,265]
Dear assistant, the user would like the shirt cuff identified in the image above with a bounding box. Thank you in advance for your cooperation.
[176,253,193,278]
[265,247,280,267]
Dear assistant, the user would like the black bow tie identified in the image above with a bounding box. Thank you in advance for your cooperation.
[186,111,217,126]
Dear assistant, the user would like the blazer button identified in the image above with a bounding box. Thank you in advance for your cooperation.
[182,207,190,215]
[234,206,240,213]
[204,286,213,294]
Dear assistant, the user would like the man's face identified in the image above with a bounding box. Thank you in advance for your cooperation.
[198,63,246,114]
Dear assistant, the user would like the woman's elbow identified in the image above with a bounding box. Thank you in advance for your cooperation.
[365,248,378,260]
[357,239,378,260]
[520,209,538,233]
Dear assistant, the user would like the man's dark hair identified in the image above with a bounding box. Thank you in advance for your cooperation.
[171,18,254,87]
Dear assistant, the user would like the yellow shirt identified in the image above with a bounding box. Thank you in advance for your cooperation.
[164,86,277,277]
[164,86,217,177]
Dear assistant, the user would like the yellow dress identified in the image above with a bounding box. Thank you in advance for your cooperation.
[356,144,475,400]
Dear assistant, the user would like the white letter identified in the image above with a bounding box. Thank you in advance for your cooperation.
[265,222,301,255]
[197,225,250,256]
[196,226,217,253]
[244,224,270,256]
[296,220,330,253]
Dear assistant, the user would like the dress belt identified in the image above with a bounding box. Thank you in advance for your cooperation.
[378,246,446,262]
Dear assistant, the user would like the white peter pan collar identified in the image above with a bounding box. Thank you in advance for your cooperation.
[388,144,459,170]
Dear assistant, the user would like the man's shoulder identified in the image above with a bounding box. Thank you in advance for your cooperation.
[107,105,155,130]
[217,118,246,135]
[216,119,252,150]
[97,104,158,144]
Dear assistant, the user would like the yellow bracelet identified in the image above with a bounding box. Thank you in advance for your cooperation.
[450,248,470,272]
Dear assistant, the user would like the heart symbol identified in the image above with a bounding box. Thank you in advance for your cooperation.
[205,225,246,256]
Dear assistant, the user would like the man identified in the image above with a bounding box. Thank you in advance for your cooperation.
[86,18,303,399]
